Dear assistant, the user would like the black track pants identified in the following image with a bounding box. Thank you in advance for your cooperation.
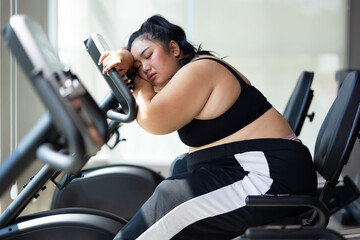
[114,139,317,240]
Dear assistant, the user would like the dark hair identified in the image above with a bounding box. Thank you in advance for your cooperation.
[127,15,213,67]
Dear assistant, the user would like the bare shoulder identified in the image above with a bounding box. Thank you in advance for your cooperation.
[164,57,216,91]
[171,56,225,84]
[184,56,252,85]
[165,56,243,120]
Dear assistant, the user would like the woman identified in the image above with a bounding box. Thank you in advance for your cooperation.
[99,15,317,240]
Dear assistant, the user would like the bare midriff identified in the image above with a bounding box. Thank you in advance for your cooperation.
[189,107,294,153]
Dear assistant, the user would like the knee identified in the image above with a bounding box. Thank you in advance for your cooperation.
[155,179,175,197]
[153,178,192,205]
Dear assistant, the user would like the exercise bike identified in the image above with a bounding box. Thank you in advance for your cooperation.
[50,34,165,220]
[0,14,138,239]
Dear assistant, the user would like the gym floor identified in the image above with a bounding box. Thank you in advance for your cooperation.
[329,212,360,239]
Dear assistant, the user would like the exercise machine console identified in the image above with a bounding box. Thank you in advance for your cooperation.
[0,15,129,239]
[51,34,164,220]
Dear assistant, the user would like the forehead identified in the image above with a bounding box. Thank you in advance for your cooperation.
[130,38,163,57]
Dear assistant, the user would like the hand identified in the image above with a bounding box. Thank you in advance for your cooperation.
[98,48,134,76]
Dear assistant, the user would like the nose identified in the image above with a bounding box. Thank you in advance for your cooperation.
[142,61,150,73]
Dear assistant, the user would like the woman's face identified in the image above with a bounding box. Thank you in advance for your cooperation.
[131,38,181,89]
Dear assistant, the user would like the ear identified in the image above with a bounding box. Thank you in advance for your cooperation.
[169,40,181,58]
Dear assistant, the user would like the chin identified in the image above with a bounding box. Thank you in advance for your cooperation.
[153,79,167,87]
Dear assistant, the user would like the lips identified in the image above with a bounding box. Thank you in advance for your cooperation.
[147,73,156,82]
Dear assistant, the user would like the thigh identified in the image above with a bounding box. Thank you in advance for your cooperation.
[115,165,249,240]
[172,199,303,240]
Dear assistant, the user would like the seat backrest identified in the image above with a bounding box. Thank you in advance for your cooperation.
[314,71,360,183]
[335,69,360,90]
[283,71,314,136]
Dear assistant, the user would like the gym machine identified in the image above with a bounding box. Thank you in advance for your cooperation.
[0,15,136,239]
[50,33,165,220]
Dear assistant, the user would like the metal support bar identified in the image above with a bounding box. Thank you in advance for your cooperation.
[0,164,56,228]
[0,113,54,197]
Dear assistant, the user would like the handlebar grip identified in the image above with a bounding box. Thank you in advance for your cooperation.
[36,143,77,170]
[106,69,137,123]
[84,34,137,123]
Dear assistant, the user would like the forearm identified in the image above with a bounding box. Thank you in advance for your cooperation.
[132,77,158,132]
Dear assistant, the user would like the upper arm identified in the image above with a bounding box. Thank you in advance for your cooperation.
[134,61,214,134]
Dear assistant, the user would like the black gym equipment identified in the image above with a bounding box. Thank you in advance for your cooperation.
[282,71,314,136]
[0,15,139,239]
[244,70,360,239]
[51,164,164,220]
[50,34,165,220]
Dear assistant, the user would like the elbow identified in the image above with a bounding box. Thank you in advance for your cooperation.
[136,115,176,135]
[147,128,173,135]
[138,122,175,135]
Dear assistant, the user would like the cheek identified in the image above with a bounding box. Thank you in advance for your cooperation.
[151,52,165,67]
[138,70,147,80]
[154,55,179,76]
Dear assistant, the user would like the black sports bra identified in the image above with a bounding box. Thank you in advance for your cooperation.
[177,57,272,147]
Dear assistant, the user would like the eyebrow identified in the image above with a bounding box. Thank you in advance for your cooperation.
[140,47,150,57]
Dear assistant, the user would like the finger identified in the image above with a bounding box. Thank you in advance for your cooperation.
[101,57,115,73]
[102,53,120,69]
[104,65,126,76]
[98,51,110,65]
[102,60,121,74]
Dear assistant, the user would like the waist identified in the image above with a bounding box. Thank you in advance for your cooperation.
[187,138,310,170]
[189,108,293,153]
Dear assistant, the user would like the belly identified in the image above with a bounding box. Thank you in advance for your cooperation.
[189,107,293,153]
